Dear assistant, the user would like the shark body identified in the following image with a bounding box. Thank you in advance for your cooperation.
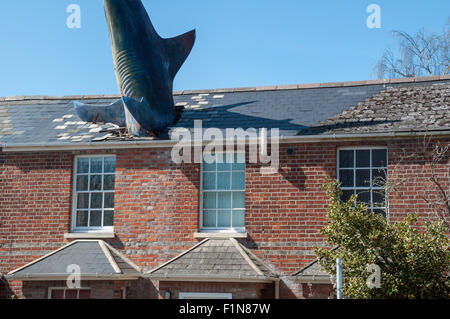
[75,0,195,136]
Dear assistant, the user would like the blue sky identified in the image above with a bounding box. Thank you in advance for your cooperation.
[0,0,448,96]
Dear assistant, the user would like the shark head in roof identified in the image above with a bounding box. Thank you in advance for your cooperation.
[74,0,196,137]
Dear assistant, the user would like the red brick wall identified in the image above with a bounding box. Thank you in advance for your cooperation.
[158,281,274,299]
[21,280,142,299]
[299,283,335,299]
[1,137,448,299]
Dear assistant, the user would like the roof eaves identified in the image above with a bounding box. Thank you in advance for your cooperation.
[4,130,450,153]
[146,273,277,283]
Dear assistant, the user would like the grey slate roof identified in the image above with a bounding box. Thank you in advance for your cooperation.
[304,80,450,135]
[147,238,278,282]
[292,259,331,282]
[6,240,141,280]
[1,76,449,147]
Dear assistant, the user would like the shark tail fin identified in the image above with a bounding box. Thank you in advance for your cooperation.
[164,29,196,79]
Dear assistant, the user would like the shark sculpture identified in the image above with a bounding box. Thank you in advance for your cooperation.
[74,0,195,136]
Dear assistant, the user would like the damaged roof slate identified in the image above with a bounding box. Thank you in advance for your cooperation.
[0,76,449,147]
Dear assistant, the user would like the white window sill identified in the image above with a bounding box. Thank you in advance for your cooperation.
[194,232,248,239]
[64,232,115,239]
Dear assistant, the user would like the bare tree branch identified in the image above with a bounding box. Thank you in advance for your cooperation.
[376,20,450,79]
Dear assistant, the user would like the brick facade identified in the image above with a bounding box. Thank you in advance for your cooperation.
[1,137,448,299]
[158,281,275,299]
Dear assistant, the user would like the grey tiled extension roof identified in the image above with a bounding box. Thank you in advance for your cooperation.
[147,238,278,282]
[292,259,331,281]
[0,76,449,148]
[6,240,141,280]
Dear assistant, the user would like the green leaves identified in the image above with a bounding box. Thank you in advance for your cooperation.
[316,179,450,299]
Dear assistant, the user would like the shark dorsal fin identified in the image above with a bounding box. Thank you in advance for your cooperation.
[164,29,196,80]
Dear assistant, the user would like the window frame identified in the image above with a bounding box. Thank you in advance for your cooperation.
[199,151,246,233]
[337,146,389,216]
[48,287,91,299]
[71,154,116,233]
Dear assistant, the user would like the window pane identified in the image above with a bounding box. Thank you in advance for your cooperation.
[372,149,387,167]
[217,154,231,171]
[356,150,370,167]
[104,157,116,173]
[104,210,114,227]
[77,158,89,173]
[232,210,245,228]
[217,210,231,227]
[66,290,78,300]
[202,161,216,172]
[91,158,103,173]
[203,192,216,209]
[232,153,245,170]
[90,175,102,191]
[90,193,102,209]
[76,211,88,227]
[79,290,91,299]
[90,210,102,227]
[76,175,88,191]
[104,175,115,190]
[339,170,354,187]
[232,192,245,209]
[339,150,354,168]
[372,169,387,187]
[203,210,216,227]
[341,190,354,202]
[372,190,386,207]
[356,190,371,205]
[77,193,89,209]
[51,289,64,299]
[373,209,386,217]
[104,193,114,209]
[355,169,370,187]
[203,173,216,190]
[217,172,231,190]
[218,192,231,209]
[231,172,245,190]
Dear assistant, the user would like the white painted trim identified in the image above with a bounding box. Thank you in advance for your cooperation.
[194,232,247,239]
[179,292,232,299]
[102,241,142,273]
[98,240,121,274]
[2,130,450,152]
[337,147,389,217]
[239,244,278,276]
[146,275,276,283]
[64,232,115,239]
[71,154,116,233]
[8,274,140,281]
[199,151,246,231]
[295,277,333,284]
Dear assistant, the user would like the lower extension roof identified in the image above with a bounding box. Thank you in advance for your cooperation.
[6,240,141,281]
[146,238,278,283]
